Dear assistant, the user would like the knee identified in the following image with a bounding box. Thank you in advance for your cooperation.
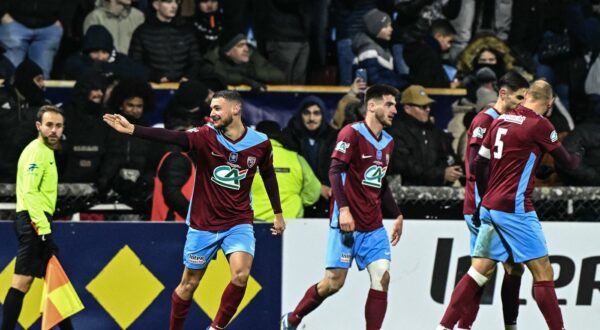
[230,269,250,286]
[324,274,345,294]
[179,277,200,293]
[11,275,34,293]
[367,260,391,291]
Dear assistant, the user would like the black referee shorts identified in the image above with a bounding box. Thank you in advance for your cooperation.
[14,211,56,278]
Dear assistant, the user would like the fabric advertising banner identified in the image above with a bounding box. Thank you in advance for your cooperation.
[282,220,600,330]
[0,222,282,330]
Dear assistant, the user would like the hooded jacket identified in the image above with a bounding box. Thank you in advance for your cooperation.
[64,25,149,81]
[60,73,109,182]
[280,95,338,184]
[557,117,600,185]
[352,32,408,89]
[387,111,459,186]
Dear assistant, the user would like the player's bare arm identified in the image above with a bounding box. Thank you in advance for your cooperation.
[390,214,403,246]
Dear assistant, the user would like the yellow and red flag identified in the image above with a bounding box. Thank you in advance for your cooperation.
[41,256,84,330]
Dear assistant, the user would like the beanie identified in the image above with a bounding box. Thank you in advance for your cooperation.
[363,9,391,37]
[219,33,246,54]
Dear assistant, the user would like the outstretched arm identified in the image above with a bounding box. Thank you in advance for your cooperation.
[103,114,189,149]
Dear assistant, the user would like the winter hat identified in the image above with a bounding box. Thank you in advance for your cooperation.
[363,9,391,37]
[13,58,46,106]
[83,25,114,53]
[219,32,246,54]
[476,86,498,111]
[475,66,497,84]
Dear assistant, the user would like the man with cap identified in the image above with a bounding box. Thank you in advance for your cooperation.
[204,31,285,91]
[352,8,408,90]
[388,85,462,185]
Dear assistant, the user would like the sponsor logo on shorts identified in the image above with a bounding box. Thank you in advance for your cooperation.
[340,253,351,263]
[188,254,206,265]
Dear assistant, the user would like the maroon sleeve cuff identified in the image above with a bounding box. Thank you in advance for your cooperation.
[329,158,349,208]
[260,167,283,214]
[133,125,190,150]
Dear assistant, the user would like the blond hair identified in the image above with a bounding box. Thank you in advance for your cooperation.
[527,79,554,102]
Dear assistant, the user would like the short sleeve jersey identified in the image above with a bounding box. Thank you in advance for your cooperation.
[480,105,561,213]
[330,122,395,232]
[185,124,273,231]
[463,108,499,214]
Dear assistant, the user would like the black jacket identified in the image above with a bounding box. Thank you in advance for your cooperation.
[387,112,458,186]
[404,35,451,88]
[265,0,311,42]
[158,147,194,218]
[280,95,338,184]
[557,118,600,186]
[332,0,376,40]
[0,0,74,29]
[129,15,202,82]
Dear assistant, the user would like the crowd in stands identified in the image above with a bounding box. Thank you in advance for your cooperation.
[0,0,599,220]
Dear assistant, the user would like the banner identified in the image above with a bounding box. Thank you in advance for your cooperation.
[282,220,600,330]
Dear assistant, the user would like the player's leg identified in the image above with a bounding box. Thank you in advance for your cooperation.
[500,260,524,330]
[171,227,218,330]
[208,224,256,330]
[282,227,353,329]
[457,213,485,330]
[438,207,507,329]
[358,228,392,330]
[526,256,564,330]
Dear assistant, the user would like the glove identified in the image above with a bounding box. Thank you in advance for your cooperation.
[341,231,355,248]
[472,205,481,228]
[39,233,59,257]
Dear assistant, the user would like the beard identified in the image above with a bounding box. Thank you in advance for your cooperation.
[41,134,61,149]
[214,114,233,129]
[376,111,391,127]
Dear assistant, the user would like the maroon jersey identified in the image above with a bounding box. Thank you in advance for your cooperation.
[463,108,500,214]
[479,105,561,213]
[185,124,273,230]
[330,122,395,232]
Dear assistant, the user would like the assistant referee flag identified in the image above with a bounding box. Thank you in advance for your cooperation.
[41,256,84,330]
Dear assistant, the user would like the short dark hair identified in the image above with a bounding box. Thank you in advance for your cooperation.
[213,90,243,105]
[498,71,529,92]
[430,19,456,36]
[37,105,64,122]
[365,84,400,103]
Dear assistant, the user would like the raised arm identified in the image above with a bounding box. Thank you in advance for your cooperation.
[103,114,189,149]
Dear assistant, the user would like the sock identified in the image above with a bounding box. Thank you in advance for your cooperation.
[170,290,192,330]
[365,289,387,330]
[533,281,565,330]
[58,318,74,330]
[439,271,485,328]
[1,287,25,330]
[211,282,246,329]
[505,325,518,330]
[457,284,484,329]
[288,284,325,326]
[501,273,522,327]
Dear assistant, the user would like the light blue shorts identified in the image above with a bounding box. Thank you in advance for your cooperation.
[464,213,506,257]
[473,208,548,263]
[183,224,255,270]
[325,227,391,271]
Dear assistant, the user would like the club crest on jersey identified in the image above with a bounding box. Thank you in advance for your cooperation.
[228,152,238,163]
[550,130,558,142]
[473,127,486,138]
[247,156,256,168]
[335,141,349,154]
[211,165,248,190]
[362,165,387,188]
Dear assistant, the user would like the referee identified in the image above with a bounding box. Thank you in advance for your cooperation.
[1,106,73,330]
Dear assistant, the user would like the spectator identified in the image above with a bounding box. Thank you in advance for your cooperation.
[0,0,73,78]
[83,0,145,54]
[265,0,311,84]
[388,85,462,185]
[163,79,213,128]
[331,77,367,129]
[151,117,197,221]
[0,59,50,182]
[98,78,162,216]
[251,120,320,221]
[404,19,457,88]
[331,0,376,85]
[192,0,222,54]
[557,115,600,186]
[60,71,110,183]
[129,0,202,82]
[352,9,408,89]
[281,95,337,218]
[64,25,149,81]
[204,32,285,91]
